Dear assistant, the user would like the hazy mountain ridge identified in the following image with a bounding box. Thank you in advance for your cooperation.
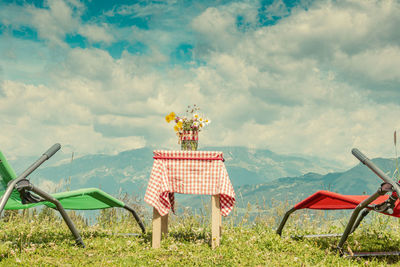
[7,146,399,211]
[8,146,342,196]
[236,157,400,208]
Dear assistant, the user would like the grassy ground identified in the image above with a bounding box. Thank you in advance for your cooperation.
[1,205,400,266]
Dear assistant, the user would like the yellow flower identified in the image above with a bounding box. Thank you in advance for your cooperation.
[174,125,179,132]
[177,121,183,129]
[165,112,176,123]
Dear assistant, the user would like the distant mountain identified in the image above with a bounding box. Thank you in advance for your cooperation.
[8,146,343,200]
[9,146,398,214]
[29,147,155,198]
[205,146,344,186]
[235,157,400,209]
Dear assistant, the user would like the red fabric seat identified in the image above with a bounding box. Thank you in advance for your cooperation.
[294,190,400,217]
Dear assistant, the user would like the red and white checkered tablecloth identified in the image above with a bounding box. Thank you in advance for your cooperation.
[144,150,236,217]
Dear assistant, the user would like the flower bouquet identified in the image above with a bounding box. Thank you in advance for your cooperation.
[165,105,210,151]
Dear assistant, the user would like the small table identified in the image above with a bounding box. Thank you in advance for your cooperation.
[144,150,235,249]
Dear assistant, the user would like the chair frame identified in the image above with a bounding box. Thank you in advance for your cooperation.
[0,144,145,247]
[277,148,400,257]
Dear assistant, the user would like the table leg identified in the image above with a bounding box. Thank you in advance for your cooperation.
[152,208,169,248]
[161,211,168,235]
[211,194,221,249]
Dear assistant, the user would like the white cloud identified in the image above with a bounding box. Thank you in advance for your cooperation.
[110,0,178,17]
[0,3,32,26]
[192,7,239,51]
[0,80,146,156]
[334,46,400,82]
[1,0,114,48]
[1,0,400,170]
[28,0,80,46]
[78,24,115,44]
[187,0,400,165]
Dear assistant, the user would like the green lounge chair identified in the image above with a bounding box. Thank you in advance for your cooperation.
[0,144,145,247]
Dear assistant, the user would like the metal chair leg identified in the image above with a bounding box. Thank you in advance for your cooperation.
[276,208,296,236]
[337,191,382,253]
[28,185,85,247]
[0,191,13,217]
[124,205,146,233]
[350,209,370,235]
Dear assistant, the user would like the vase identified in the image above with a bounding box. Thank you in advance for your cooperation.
[180,131,198,151]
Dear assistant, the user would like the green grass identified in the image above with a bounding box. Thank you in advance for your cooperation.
[1,206,400,266]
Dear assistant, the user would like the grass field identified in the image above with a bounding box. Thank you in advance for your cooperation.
[1,203,400,266]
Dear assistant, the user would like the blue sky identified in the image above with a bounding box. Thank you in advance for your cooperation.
[1,0,400,167]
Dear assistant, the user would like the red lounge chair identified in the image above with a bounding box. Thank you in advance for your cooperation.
[277,148,400,257]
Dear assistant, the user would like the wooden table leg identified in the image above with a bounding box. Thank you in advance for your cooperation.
[152,208,168,248]
[161,211,168,235]
[211,194,221,249]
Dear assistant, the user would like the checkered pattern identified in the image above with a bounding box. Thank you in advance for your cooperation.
[180,131,199,141]
[144,150,236,216]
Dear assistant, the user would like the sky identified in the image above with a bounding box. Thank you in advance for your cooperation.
[1,0,400,167]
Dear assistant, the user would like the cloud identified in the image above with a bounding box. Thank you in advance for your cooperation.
[339,46,400,82]
[187,0,400,164]
[1,0,400,170]
[192,6,239,51]
[237,0,400,98]
[0,80,145,156]
[0,3,32,27]
[78,24,115,44]
[108,0,178,17]
[1,0,115,48]
[27,0,81,46]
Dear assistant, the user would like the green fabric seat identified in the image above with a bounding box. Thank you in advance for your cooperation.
[0,151,126,210]
[1,188,125,210]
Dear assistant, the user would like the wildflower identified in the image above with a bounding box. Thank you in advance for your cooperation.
[165,112,176,123]
[177,121,183,129]
[165,105,210,144]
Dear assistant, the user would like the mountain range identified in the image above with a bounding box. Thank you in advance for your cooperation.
[7,146,400,214]
[238,156,399,209]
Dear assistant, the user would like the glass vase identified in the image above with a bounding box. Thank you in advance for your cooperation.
[180,131,198,151]
[181,140,198,151]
